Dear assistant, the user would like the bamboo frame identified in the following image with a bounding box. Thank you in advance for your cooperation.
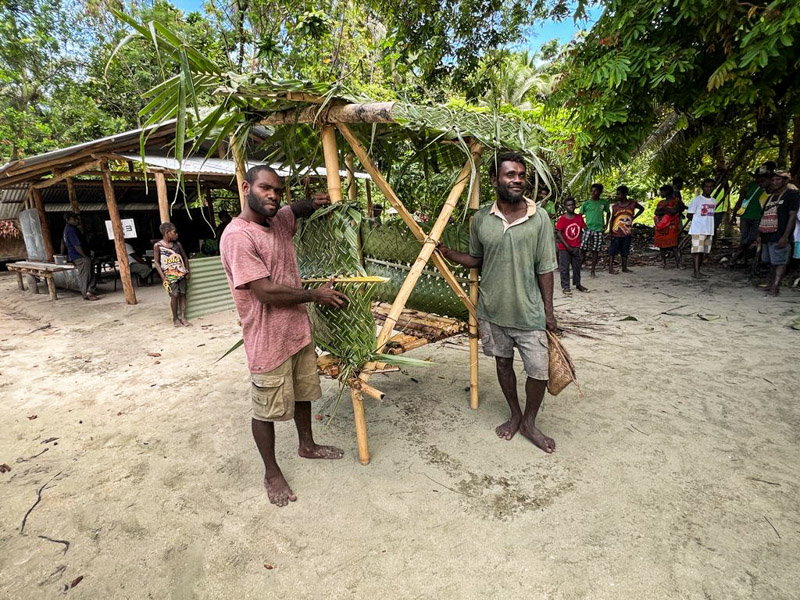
[66,177,80,217]
[345,153,357,202]
[261,102,395,127]
[337,123,476,316]
[101,162,137,305]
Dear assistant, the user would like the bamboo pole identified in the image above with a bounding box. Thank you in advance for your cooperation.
[345,153,358,202]
[101,162,136,305]
[351,389,370,465]
[468,160,480,410]
[337,123,476,315]
[30,186,54,262]
[321,126,343,203]
[376,143,481,350]
[231,135,247,212]
[155,171,170,224]
[261,102,395,126]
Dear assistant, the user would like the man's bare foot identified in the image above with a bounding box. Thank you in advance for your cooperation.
[173,318,183,327]
[765,287,779,297]
[495,416,521,440]
[609,269,619,275]
[576,285,589,292]
[180,318,192,326]
[590,270,596,277]
[298,444,344,459]
[622,268,633,273]
[85,292,99,301]
[264,473,297,507]
[519,422,555,453]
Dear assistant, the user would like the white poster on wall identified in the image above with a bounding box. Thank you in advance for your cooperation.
[105,219,137,240]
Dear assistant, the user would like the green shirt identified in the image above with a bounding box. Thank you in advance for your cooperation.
[578,199,611,231]
[470,202,557,330]
[741,182,766,220]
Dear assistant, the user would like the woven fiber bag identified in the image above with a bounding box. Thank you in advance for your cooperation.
[546,330,581,396]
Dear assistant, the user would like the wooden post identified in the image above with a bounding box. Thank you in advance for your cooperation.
[468,153,480,409]
[337,123,476,315]
[345,153,358,202]
[31,186,54,262]
[101,162,137,305]
[231,135,247,212]
[205,188,215,225]
[155,171,170,224]
[376,144,481,350]
[66,177,80,216]
[45,274,57,301]
[321,125,343,203]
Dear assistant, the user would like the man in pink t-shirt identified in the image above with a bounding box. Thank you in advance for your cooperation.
[220,165,350,507]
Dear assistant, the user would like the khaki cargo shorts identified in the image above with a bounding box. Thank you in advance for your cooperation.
[478,320,549,381]
[250,343,322,422]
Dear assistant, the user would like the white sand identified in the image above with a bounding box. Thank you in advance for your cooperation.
[0,266,798,599]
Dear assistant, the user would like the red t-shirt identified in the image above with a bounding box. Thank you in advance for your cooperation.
[555,214,586,250]
[220,209,312,373]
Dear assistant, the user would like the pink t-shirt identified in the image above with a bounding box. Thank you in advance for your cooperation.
[220,209,312,373]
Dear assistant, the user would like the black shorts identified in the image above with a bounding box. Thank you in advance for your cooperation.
[609,235,632,257]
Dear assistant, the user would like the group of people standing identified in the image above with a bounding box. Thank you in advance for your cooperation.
[651,164,799,294]
[549,183,644,295]
[546,162,799,297]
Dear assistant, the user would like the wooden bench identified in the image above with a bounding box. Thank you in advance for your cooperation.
[7,261,75,301]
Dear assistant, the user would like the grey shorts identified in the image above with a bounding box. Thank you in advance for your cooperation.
[761,241,790,266]
[478,320,549,380]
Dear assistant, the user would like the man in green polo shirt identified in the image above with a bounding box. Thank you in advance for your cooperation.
[439,152,558,453]
[730,164,771,267]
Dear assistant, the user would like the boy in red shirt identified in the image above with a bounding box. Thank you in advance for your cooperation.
[555,197,589,295]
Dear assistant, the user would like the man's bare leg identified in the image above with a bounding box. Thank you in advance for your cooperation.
[251,418,296,507]
[621,255,632,273]
[591,251,599,277]
[494,356,522,440]
[519,377,555,453]
[766,264,786,296]
[673,247,682,268]
[294,401,344,459]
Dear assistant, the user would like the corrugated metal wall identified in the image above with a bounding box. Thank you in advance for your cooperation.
[185,256,236,320]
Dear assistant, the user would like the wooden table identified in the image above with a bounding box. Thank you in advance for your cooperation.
[7,261,75,301]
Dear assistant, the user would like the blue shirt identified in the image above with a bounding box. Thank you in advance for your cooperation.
[63,223,83,261]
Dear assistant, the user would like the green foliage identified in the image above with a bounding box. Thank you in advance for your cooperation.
[556,0,800,185]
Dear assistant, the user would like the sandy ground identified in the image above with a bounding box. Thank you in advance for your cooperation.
[1,263,798,600]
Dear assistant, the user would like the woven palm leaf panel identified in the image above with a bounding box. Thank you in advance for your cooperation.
[294,203,380,371]
[361,219,471,319]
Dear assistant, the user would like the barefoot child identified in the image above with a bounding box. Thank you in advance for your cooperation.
[687,179,717,278]
[579,183,610,277]
[154,223,192,326]
[608,185,644,274]
[555,197,589,295]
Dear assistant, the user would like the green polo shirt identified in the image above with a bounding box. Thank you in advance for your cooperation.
[470,200,557,331]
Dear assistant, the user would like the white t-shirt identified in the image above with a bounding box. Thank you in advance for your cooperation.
[688,195,716,235]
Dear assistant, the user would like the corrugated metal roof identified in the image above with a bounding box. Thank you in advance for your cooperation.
[120,154,371,180]
[0,121,177,181]
[185,256,236,320]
